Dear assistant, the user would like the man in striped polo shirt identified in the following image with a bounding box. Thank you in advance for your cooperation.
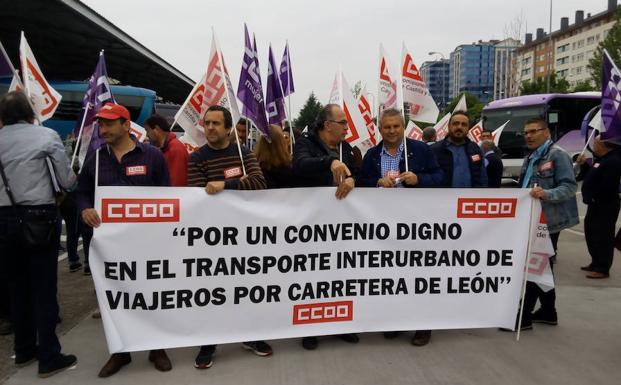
[187,105,271,369]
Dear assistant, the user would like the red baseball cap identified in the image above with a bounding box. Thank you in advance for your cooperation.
[95,103,131,121]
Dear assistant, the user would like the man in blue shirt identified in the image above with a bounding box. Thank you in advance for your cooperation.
[431,111,487,188]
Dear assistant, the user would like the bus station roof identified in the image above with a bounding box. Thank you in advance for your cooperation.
[0,0,194,104]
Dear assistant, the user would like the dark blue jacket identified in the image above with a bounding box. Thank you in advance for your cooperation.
[292,131,359,187]
[430,138,487,188]
[359,138,444,187]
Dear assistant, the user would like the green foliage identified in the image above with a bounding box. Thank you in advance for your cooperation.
[441,93,486,122]
[572,80,597,92]
[588,9,621,86]
[519,73,570,95]
[293,92,322,130]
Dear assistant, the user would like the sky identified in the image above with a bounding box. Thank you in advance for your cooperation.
[82,0,608,116]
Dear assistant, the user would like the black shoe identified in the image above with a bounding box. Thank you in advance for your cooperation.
[338,333,359,344]
[302,337,318,350]
[499,318,533,332]
[412,330,431,346]
[580,264,594,272]
[38,354,77,378]
[15,350,37,368]
[69,262,82,272]
[383,331,401,339]
[532,308,558,325]
[194,346,215,369]
[83,266,91,276]
[242,341,273,356]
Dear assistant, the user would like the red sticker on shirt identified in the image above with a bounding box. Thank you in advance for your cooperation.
[224,166,242,179]
[470,154,481,162]
[593,163,600,168]
[539,161,553,172]
[126,165,147,176]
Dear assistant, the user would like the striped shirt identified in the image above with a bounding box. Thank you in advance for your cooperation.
[187,143,266,190]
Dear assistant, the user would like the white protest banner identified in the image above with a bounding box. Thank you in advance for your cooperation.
[91,187,533,353]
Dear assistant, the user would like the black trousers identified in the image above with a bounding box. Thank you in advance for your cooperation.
[523,232,560,317]
[585,200,620,274]
[0,206,62,365]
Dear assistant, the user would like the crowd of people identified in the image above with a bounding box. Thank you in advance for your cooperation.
[0,89,618,379]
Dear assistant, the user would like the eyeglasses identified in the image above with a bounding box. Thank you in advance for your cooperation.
[523,128,545,136]
[329,119,348,126]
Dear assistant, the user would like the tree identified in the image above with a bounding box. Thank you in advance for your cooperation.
[293,92,322,130]
[588,9,621,87]
[519,73,570,95]
[572,80,597,92]
[442,93,486,122]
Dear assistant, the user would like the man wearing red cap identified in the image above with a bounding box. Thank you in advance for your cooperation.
[75,103,173,377]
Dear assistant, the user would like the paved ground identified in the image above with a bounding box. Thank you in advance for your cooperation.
[1,192,620,385]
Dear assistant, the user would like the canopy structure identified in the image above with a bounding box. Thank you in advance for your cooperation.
[0,0,193,103]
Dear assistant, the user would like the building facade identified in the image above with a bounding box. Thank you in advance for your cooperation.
[449,41,496,103]
[493,38,521,100]
[512,0,619,95]
[421,59,450,110]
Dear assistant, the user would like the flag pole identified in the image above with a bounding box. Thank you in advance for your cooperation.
[517,190,537,341]
[214,27,246,176]
[576,127,597,162]
[286,41,295,146]
[71,102,91,168]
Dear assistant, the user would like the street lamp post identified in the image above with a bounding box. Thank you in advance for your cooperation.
[429,51,446,109]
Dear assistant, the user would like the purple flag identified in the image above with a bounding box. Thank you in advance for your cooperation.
[75,51,115,165]
[266,45,286,126]
[237,24,269,140]
[279,42,294,97]
[600,50,621,142]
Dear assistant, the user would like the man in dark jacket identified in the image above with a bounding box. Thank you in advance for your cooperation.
[293,103,357,200]
[360,108,443,188]
[431,111,487,188]
[481,140,503,188]
[292,104,359,350]
[578,137,621,279]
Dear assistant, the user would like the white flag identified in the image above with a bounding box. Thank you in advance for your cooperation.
[493,120,510,146]
[174,34,240,147]
[342,74,373,152]
[378,44,399,112]
[328,72,342,105]
[406,120,423,141]
[358,86,379,148]
[468,120,484,143]
[401,43,439,124]
[434,112,451,140]
[178,134,200,154]
[129,121,147,143]
[453,94,467,113]
[19,32,61,122]
[527,204,556,291]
